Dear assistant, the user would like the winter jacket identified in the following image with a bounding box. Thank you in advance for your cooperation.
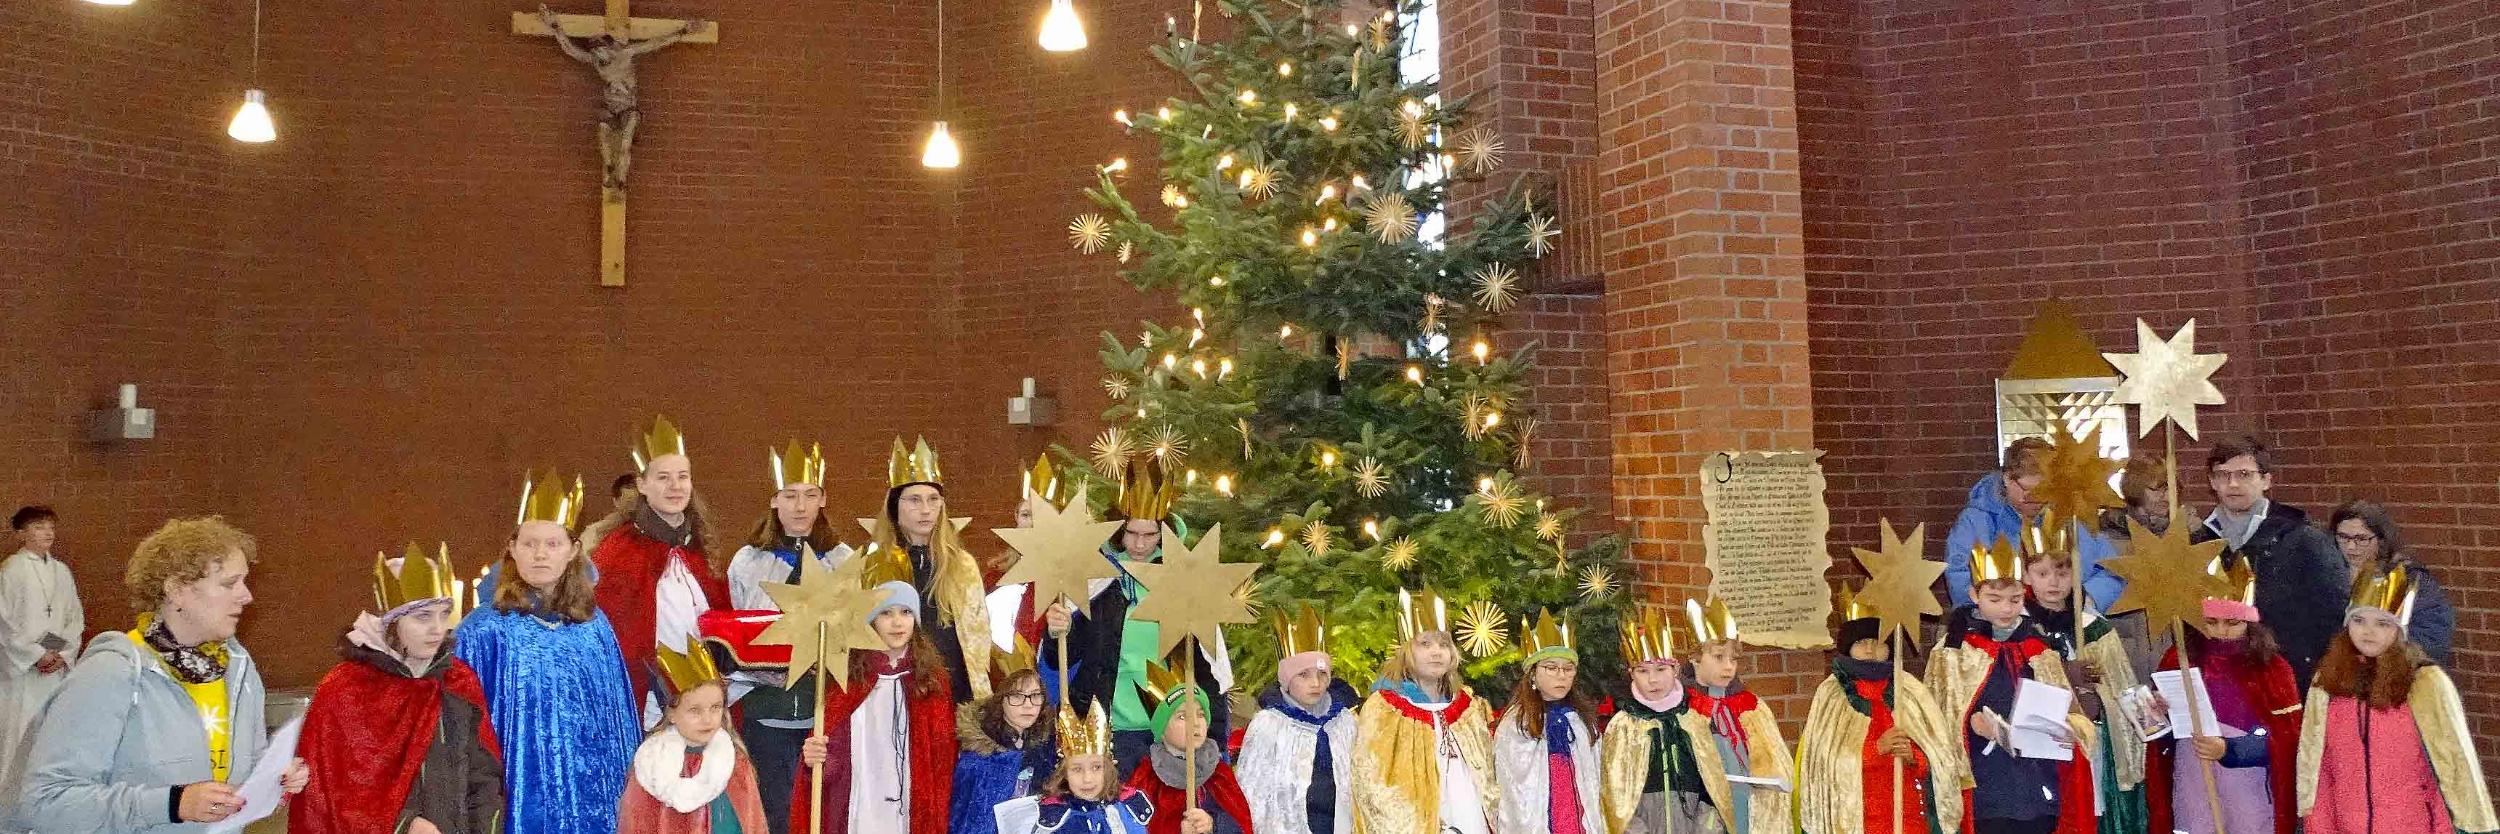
[1944,473,2120,608]
[2191,503,2348,688]
[14,630,270,834]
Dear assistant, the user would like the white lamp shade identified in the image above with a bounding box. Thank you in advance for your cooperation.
[226,89,275,143]
[920,121,961,169]
[1038,0,1088,52]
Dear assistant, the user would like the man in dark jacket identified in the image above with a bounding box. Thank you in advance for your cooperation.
[2189,435,2347,687]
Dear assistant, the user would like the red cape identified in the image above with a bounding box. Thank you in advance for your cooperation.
[289,656,499,834]
[2145,646,2301,834]
[791,651,958,834]
[594,525,728,710]
[1124,754,1258,834]
[618,746,771,834]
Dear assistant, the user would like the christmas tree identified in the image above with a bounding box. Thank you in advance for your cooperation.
[1064,0,1624,696]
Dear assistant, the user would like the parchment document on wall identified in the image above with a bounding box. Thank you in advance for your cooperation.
[1700,450,1834,649]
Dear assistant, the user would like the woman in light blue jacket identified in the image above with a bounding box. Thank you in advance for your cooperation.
[14,516,307,833]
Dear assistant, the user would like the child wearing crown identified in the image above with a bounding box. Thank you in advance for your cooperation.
[619,645,769,834]
[2144,561,2299,834]
[291,546,502,834]
[1235,606,1358,834]
[1349,588,1497,834]
[2296,564,2494,834]
[1681,595,1793,834]
[456,471,641,834]
[2018,517,2148,834]
[954,640,1062,834]
[593,416,733,725]
[1493,609,1603,834]
[798,577,960,834]
[1796,586,1964,834]
[1123,663,1255,834]
[1928,539,2094,834]
[1597,606,1717,834]
[994,701,1158,834]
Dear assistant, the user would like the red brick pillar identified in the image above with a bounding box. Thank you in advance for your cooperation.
[1438,0,1615,534]
[1593,0,1817,710]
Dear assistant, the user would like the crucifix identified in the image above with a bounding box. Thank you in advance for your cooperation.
[512,1,718,287]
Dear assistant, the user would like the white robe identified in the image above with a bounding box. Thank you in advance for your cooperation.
[848,671,911,834]
[1236,701,1359,834]
[725,543,852,610]
[1493,708,1604,834]
[0,549,82,790]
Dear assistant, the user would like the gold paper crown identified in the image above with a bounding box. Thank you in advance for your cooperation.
[1620,604,1679,664]
[1835,582,1878,624]
[516,469,586,530]
[772,440,826,490]
[1023,454,1067,509]
[2349,562,2419,623]
[2022,511,2075,562]
[887,436,944,488]
[1685,595,1740,645]
[1518,608,1577,660]
[993,635,1040,680]
[2204,556,2257,607]
[1970,535,2024,585]
[631,415,688,471]
[1136,659,1202,714]
[374,542,466,619]
[1056,701,1112,758]
[655,641,725,700]
[1273,605,1327,658]
[1116,457,1178,520]
[859,542,916,589]
[1396,587,1454,643]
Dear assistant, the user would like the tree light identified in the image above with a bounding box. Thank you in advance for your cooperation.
[1279,323,1296,338]
[1471,338,1492,364]
[1103,157,1129,174]
[1477,476,1496,495]
[1319,115,1339,132]
[1238,88,1258,105]
[1299,228,1319,247]
[1264,529,1286,548]
[1404,365,1424,384]
[1215,474,1235,496]
[1319,450,1339,468]
[1039,0,1089,52]
[1362,519,1381,540]
[1113,109,1131,126]
[1278,62,1294,76]
[1282,102,1298,122]
[1216,153,1235,170]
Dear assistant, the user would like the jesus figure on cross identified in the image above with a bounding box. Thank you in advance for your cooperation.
[535,5,705,193]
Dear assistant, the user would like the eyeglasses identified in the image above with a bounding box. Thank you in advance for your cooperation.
[2335,533,2380,546]
[2209,468,2265,484]
[1003,691,1047,706]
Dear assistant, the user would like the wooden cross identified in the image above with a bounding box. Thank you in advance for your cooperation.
[512,1,719,287]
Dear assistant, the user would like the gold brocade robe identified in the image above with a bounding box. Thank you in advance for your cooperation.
[1677,701,1792,834]
[2071,614,2146,790]
[1924,641,2099,764]
[1795,672,1967,834]
[1597,710,1664,834]
[2295,666,2497,833]
[1350,687,1497,834]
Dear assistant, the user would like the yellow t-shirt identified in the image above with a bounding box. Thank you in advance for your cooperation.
[129,628,234,781]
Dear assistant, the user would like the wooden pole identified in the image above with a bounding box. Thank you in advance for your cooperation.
[1183,636,1201,812]
[809,623,828,834]
[2163,425,2226,834]
[1056,598,1073,709]
[1891,629,1907,834]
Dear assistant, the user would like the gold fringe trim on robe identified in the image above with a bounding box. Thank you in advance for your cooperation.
[2076,616,2147,789]
[1796,673,1967,834]
[2298,668,2496,832]
[1677,702,1793,834]
[1924,644,2099,785]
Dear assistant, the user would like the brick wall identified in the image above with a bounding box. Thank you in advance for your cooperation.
[1,1,249,636]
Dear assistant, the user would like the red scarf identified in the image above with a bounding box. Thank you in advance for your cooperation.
[1685,686,1760,765]
[289,656,499,834]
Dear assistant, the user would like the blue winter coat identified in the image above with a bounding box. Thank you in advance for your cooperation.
[1943,472,2121,609]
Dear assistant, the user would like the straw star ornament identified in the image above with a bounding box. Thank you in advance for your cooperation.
[1124,523,1261,658]
[2034,423,2124,522]
[1848,518,1942,643]
[2103,319,2228,439]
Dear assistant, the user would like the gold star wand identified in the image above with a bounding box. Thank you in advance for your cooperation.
[750,547,885,834]
[2101,317,2231,834]
[1125,522,1260,810]
[1849,517,1944,834]
[991,490,1124,707]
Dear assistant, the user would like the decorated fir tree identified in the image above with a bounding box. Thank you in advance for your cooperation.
[1063,0,1623,695]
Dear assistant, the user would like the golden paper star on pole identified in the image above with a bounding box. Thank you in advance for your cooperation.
[1124,523,1261,659]
[752,547,887,691]
[992,496,1125,613]
[1848,518,1943,644]
[2102,509,2229,635]
[2034,423,2124,523]
[2103,319,2229,440]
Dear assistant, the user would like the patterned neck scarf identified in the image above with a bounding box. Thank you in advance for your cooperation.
[144,619,228,684]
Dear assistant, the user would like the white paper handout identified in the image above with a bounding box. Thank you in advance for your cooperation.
[2008,679,2076,761]
[1727,773,1792,792]
[2150,669,2223,739]
[204,714,304,834]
